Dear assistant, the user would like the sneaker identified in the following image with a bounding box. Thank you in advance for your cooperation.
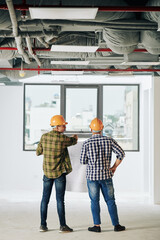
[114,224,125,232]
[39,225,48,232]
[88,226,101,232]
[59,225,73,233]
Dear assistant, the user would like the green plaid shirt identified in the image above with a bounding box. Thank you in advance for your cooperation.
[36,130,77,179]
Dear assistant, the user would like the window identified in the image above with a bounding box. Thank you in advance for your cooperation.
[103,85,139,151]
[24,84,60,150]
[65,86,98,132]
[24,84,139,151]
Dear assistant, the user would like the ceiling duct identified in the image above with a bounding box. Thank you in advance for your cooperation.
[123,52,160,65]
[142,0,160,23]
[141,31,160,54]
[5,0,31,64]
[141,0,160,54]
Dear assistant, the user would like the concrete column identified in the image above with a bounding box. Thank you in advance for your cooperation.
[153,75,160,204]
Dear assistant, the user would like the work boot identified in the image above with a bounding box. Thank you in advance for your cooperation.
[39,225,48,232]
[114,224,125,232]
[59,225,73,233]
[88,226,101,232]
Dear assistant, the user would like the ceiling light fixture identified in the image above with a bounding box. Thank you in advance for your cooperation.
[121,62,160,66]
[29,7,98,20]
[51,61,89,65]
[51,45,99,53]
[88,60,123,65]
[51,71,84,75]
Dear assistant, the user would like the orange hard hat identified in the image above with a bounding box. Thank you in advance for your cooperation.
[89,118,104,131]
[50,115,68,126]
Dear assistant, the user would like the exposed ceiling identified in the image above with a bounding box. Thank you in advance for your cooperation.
[0,0,160,85]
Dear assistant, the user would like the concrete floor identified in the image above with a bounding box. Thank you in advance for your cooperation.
[0,192,160,240]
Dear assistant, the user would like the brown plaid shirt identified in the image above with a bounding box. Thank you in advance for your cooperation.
[36,130,77,178]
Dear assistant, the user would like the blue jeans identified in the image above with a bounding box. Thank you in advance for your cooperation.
[40,174,66,227]
[87,178,119,226]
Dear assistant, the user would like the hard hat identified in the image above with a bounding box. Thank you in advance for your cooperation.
[50,115,68,126]
[89,118,104,131]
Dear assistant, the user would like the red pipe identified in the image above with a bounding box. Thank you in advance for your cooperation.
[0,47,148,52]
[0,5,160,12]
[0,47,50,51]
[97,48,148,52]
[0,47,18,50]
[38,65,40,75]
[0,68,159,72]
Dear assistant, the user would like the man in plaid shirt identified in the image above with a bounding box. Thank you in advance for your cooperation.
[80,118,125,233]
[36,115,78,233]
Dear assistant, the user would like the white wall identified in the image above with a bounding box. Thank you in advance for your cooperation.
[0,78,154,202]
[0,86,43,201]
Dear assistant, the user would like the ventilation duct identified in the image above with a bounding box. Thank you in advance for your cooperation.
[141,31,160,54]
[142,0,160,23]
[103,29,139,54]
[141,0,160,54]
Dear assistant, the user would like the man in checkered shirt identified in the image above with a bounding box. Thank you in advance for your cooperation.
[36,115,78,233]
[80,117,125,233]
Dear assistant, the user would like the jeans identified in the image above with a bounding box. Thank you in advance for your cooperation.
[40,174,66,227]
[87,178,119,226]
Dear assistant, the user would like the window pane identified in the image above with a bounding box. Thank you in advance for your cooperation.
[103,85,139,151]
[66,88,97,131]
[24,85,60,150]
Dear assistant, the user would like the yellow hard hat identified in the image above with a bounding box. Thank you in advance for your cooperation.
[50,115,68,126]
[89,118,104,131]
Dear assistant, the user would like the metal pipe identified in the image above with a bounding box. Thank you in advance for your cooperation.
[1,5,160,12]
[97,48,148,52]
[0,30,58,38]
[0,68,160,72]
[18,19,157,29]
[0,47,18,50]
